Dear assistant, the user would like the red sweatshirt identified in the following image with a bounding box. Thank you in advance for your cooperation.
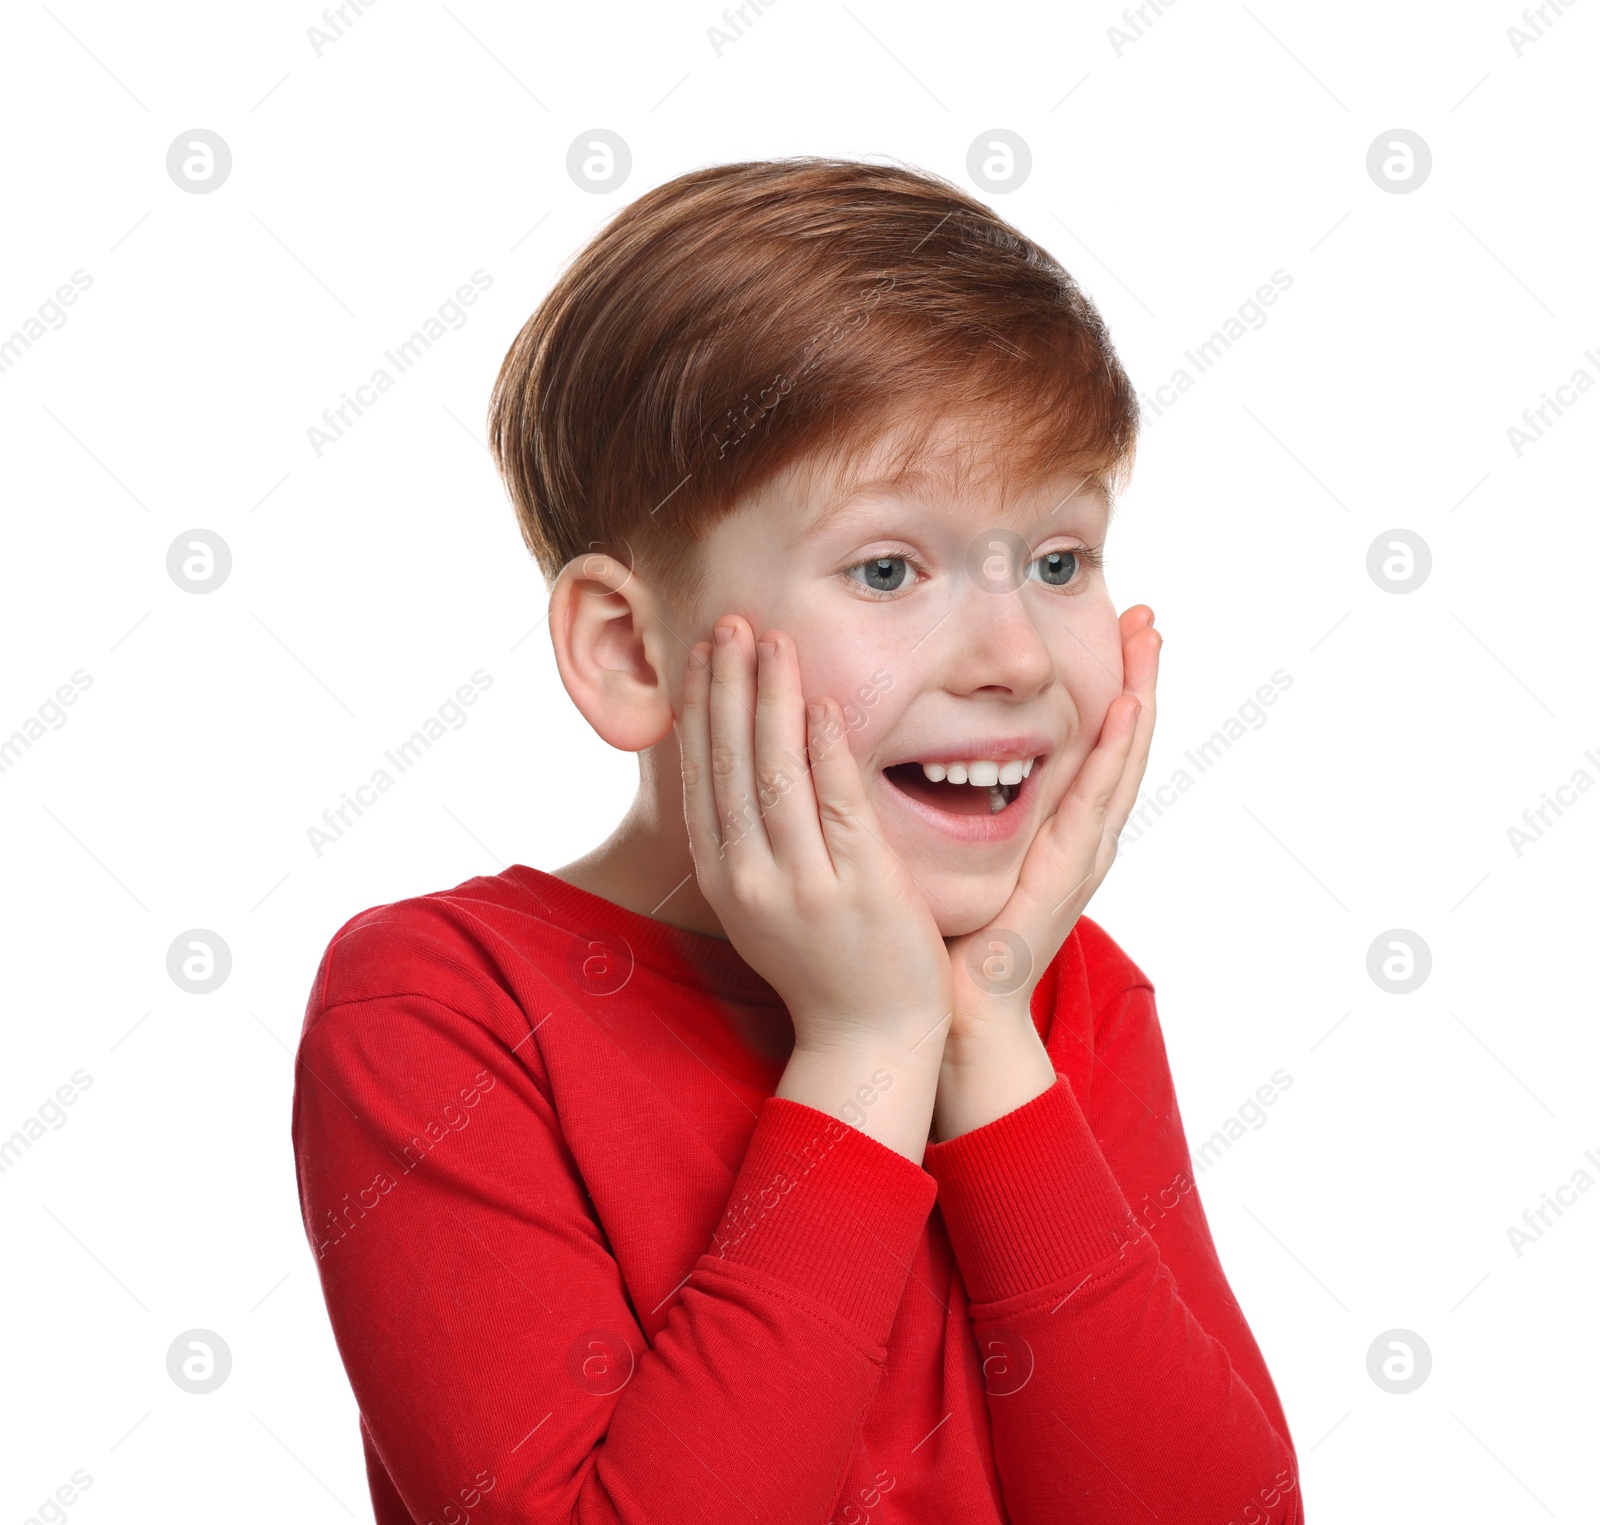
[292,865,1302,1524]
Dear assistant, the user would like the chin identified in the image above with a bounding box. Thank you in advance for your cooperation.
[919,871,1018,940]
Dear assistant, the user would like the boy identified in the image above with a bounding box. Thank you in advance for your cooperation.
[292,157,1301,1523]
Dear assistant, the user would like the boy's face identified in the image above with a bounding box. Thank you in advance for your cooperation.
[679,415,1126,937]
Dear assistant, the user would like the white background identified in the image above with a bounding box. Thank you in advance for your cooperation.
[2,0,1596,1519]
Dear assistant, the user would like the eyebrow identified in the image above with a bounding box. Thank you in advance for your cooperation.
[808,465,966,533]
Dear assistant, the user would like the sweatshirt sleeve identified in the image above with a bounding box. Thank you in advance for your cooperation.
[920,982,1303,1524]
[292,980,937,1524]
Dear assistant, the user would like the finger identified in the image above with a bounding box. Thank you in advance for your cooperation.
[1105,622,1161,830]
[979,670,1151,970]
[1012,692,1141,917]
[1120,602,1155,638]
[1069,691,1142,819]
[708,616,770,860]
[677,641,724,863]
[805,695,879,875]
[753,631,829,872]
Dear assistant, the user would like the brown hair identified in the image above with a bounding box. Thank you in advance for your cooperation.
[487,155,1139,606]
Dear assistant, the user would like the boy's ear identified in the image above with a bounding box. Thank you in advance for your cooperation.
[548,552,680,752]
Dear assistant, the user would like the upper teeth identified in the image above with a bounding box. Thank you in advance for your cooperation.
[922,758,1033,786]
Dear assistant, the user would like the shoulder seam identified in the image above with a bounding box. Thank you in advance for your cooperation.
[303,989,555,1103]
[1092,979,1158,1048]
[311,989,491,1024]
[317,914,523,1024]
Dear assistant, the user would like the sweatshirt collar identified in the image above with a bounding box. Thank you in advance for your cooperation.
[506,863,787,1007]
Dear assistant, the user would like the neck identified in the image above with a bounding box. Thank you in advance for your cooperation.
[550,739,727,939]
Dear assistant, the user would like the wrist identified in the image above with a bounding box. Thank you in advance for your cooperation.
[778,1012,950,1165]
[788,1007,952,1065]
[933,1019,1057,1141]
[943,991,1035,1059]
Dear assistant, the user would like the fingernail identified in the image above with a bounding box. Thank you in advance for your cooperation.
[757,639,776,661]
[807,701,826,723]
[714,623,734,646]
[689,643,709,669]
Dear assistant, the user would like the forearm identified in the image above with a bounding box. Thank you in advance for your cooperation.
[777,1013,949,1163]
[922,980,1302,1524]
[931,1014,1057,1142]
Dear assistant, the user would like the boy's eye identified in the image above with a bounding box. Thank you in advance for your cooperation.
[847,556,910,593]
[1030,550,1079,587]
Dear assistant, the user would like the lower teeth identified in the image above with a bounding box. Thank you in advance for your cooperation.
[988,785,1006,814]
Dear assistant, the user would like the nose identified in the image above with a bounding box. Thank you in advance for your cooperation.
[944,573,1055,701]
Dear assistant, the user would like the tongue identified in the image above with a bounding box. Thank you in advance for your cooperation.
[886,765,997,816]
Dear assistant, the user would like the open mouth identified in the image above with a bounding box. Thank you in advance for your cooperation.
[884,755,1040,817]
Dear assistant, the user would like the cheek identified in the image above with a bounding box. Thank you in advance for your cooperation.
[787,619,912,750]
[1085,626,1125,716]
[1057,607,1126,755]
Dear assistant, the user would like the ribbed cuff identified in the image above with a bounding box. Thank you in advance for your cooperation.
[922,1075,1135,1306]
[708,1096,938,1351]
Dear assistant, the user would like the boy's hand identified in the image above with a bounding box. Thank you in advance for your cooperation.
[679,616,954,1057]
[943,605,1162,1064]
